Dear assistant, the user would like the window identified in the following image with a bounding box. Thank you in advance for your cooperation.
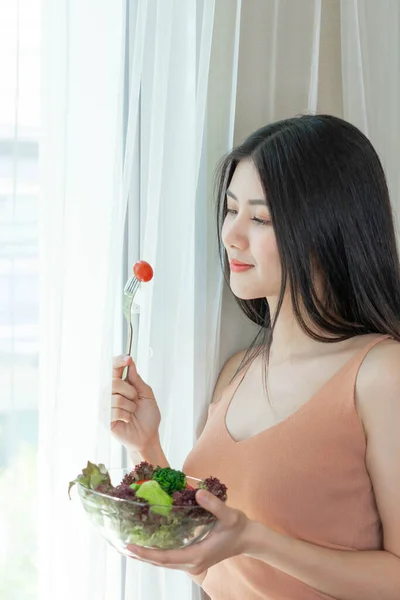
[0,2,41,598]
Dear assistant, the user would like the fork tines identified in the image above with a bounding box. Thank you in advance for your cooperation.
[124,276,141,296]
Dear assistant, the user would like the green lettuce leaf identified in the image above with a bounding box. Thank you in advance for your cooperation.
[68,461,111,499]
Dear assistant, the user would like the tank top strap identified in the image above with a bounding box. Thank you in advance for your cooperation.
[343,334,393,378]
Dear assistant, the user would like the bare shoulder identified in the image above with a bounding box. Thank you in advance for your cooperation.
[356,337,400,425]
[355,337,400,557]
[211,349,248,405]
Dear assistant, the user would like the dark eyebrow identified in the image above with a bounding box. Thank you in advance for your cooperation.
[226,188,268,207]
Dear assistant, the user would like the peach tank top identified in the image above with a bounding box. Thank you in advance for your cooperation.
[182,335,389,600]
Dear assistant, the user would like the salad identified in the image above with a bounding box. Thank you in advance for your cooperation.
[69,461,228,550]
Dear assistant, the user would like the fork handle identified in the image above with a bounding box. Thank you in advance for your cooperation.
[122,321,134,381]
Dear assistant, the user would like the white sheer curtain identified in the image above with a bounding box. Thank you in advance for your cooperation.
[38,1,237,600]
[340,0,400,221]
[38,1,126,599]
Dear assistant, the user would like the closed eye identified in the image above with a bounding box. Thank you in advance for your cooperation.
[226,209,271,226]
[251,217,271,226]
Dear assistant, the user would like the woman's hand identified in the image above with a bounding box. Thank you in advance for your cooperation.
[127,489,251,577]
[111,355,161,453]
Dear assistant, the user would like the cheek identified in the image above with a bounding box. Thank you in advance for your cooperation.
[256,234,279,266]
[256,235,282,286]
[221,219,229,246]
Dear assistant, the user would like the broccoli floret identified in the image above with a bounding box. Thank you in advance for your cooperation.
[152,467,187,495]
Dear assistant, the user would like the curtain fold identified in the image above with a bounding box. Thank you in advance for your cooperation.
[123,1,221,598]
[340,0,400,221]
[38,2,126,599]
[194,0,243,441]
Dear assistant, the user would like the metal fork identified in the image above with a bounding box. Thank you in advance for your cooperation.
[122,275,141,381]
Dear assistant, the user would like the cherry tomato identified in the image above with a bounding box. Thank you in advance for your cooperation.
[133,261,153,282]
[136,479,150,485]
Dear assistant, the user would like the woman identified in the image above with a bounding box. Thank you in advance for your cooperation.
[111,115,400,599]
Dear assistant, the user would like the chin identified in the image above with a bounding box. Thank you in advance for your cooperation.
[229,281,266,301]
[229,276,280,301]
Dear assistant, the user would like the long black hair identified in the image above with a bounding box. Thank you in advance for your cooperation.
[215,114,400,376]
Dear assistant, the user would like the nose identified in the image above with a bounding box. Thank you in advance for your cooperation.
[222,213,249,251]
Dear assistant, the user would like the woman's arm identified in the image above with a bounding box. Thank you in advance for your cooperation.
[242,340,400,600]
[129,433,170,468]
[243,523,400,600]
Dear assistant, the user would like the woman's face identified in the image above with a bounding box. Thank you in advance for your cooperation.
[221,159,282,300]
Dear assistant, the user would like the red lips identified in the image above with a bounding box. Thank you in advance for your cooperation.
[229,259,254,273]
[230,259,253,267]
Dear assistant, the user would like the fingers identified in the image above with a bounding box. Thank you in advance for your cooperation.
[126,361,153,397]
[112,354,154,401]
[111,409,130,424]
[112,355,132,379]
[127,545,199,571]
[112,394,136,413]
[111,394,136,423]
[111,355,141,426]
[112,377,137,401]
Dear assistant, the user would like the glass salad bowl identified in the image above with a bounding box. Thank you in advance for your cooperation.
[75,468,218,554]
